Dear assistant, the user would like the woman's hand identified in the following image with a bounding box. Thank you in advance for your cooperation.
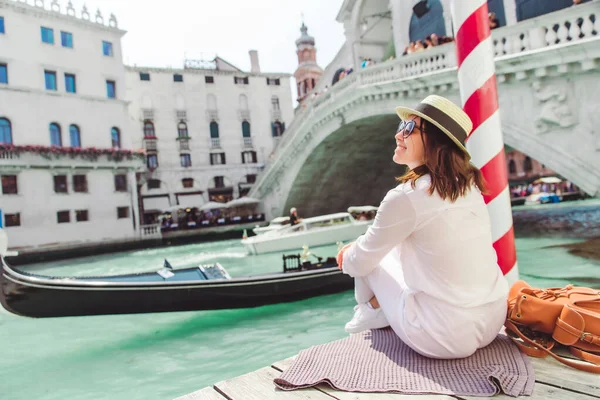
[336,242,354,270]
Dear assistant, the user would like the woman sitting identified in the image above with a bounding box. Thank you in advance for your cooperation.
[337,95,509,359]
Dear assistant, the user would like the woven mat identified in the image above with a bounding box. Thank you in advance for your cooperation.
[274,328,534,397]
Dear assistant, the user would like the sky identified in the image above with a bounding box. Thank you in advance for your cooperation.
[67,0,346,99]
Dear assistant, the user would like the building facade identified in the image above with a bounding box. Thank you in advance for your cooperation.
[0,0,144,248]
[505,148,557,184]
[126,53,293,224]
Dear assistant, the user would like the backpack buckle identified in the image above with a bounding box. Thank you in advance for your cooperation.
[580,332,593,343]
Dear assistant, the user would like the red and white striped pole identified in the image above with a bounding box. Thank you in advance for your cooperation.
[450,0,518,283]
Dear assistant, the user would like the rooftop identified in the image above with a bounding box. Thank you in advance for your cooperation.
[2,0,125,34]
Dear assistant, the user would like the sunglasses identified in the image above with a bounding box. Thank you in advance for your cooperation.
[396,119,421,139]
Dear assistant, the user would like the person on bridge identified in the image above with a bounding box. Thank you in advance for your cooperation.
[336,95,509,359]
[289,207,302,226]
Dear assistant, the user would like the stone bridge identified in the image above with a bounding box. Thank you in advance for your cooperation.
[250,2,600,219]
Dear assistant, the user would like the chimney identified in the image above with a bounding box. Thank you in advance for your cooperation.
[249,50,261,73]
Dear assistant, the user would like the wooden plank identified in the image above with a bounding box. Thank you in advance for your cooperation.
[215,366,334,400]
[529,357,600,397]
[459,381,599,400]
[272,356,297,371]
[174,386,227,400]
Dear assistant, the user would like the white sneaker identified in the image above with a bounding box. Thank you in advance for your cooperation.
[344,303,390,334]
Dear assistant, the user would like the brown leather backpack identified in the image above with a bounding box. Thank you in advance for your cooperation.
[505,280,600,373]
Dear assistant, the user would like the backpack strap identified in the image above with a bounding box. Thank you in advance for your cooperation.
[506,320,600,374]
[570,347,600,366]
[505,320,555,358]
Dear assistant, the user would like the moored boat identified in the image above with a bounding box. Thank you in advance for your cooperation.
[0,253,353,318]
[252,216,290,235]
[241,211,373,255]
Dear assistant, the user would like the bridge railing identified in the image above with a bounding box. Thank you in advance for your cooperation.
[252,0,600,198]
[491,0,599,56]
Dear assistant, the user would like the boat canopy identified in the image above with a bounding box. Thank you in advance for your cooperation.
[302,212,353,224]
[347,206,378,213]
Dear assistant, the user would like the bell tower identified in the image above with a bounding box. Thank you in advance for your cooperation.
[294,23,323,103]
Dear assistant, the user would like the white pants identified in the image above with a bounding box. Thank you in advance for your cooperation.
[353,253,506,359]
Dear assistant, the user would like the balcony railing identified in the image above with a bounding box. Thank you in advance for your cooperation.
[242,137,253,148]
[238,109,251,121]
[142,109,154,120]
[176,110,187,120]
[209,138,221,149]
[206,109,219,121]
[491,1,599,56]
[178,137,191,151]
[144,138,158,152]
[271,109,282,120]
[140,224,162,239]
[0,146,145,169]
[0,150,19,160]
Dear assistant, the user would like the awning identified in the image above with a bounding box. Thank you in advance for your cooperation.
[177,193,205,209]
[208,186,233,194]
[143,196,170,212]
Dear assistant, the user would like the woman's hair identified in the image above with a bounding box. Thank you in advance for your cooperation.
[398,119,487,202]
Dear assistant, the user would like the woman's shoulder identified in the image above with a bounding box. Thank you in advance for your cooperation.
[393,174,432,195]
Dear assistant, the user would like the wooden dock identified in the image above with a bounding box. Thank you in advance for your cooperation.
[177,352,600,400]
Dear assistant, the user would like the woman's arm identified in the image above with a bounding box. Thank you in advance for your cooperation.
[341,188,417,277]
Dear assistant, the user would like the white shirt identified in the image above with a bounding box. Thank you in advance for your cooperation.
[343,175,509,357]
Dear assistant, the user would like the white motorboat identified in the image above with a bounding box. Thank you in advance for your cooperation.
[241,212,373,255]
[252,216,290,235]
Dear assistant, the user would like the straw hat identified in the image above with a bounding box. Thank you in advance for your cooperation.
[395,95,473,158]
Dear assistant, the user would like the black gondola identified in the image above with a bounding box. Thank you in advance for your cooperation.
[0,254,353,318]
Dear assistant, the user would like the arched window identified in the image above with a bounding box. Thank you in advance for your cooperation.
[111,127,121,148]
[143,120,155,138]
[409,0,446,43]
[210,121,219,138]
[207,94,217,110]
[508,159,517,174]
[271,96,280,111]
[0,118,12,144]
[178,121,188,137]
[50,123,62,146]
[69,124,81,148]
[271,121,285,137]
[523,156,533,172]
[241,121,251,138]
[239,94,248,110]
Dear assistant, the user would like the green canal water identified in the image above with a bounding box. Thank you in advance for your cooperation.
[2,204,600,399]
